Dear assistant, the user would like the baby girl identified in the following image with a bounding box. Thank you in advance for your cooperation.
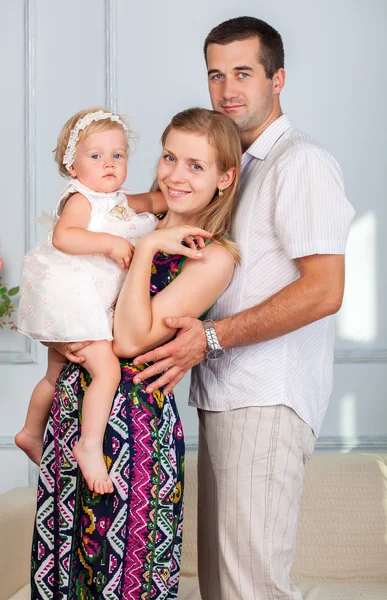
[16,108,166,494]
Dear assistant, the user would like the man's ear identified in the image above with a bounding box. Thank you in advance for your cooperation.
[272,68,286,95]
[218,166,236,191]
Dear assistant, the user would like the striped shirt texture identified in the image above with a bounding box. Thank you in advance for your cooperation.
[189,114,355,436]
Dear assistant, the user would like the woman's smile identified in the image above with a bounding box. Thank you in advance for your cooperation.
[167,186,191,198]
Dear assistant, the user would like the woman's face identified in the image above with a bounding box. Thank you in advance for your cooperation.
[157,129,224,218]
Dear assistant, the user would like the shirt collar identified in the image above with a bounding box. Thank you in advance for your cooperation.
[244,114,292,160]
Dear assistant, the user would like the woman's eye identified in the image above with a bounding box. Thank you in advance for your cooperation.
[191,163,202,171]
[91,154,100,160]
[163,154,175,162]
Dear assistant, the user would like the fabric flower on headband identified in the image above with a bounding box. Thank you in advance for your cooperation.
[63,110,131,172]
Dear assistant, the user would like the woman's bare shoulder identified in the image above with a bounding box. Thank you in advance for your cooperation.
[185,242,235,270]
[176,243,235,290]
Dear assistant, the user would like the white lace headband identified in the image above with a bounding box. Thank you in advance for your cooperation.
[63,110,130,171]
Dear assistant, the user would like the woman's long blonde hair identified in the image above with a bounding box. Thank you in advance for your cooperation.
[156,108,242,263]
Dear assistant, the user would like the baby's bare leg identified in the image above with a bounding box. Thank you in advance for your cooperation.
[72,340,121,495]
[15,348,66,465]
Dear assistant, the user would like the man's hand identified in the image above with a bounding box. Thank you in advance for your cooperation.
[41,340,92,363]
[133,316,207,393]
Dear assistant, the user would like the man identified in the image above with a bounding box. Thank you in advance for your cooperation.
[134,16,355,600]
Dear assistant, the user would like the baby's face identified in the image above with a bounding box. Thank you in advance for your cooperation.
[69,128,128,193]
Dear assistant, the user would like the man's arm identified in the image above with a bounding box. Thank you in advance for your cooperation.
[217,253,344,347]
[133,253,345,393]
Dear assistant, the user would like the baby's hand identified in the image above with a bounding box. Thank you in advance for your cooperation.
[108,236,134,270]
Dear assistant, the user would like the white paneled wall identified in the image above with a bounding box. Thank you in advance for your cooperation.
[0,0,386,493]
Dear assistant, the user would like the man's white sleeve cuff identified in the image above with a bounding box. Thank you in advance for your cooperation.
[286,239,348,259]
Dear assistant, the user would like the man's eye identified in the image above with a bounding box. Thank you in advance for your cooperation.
[237,72,249,79]
[91,154,100,159]
[211,73,223,81]
[113,153,122,159]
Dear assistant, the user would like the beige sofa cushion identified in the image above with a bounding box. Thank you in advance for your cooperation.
[292,453,387,582]
[298,581,387,599]
[181,453,387,583]
[178,580,387,600]
[181,452,198,578]
[0,488,36,600]
[7,584,30,600]
[178,577,201,599]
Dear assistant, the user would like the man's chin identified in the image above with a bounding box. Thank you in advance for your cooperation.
[225,113,249,131]
[214,106,253,133]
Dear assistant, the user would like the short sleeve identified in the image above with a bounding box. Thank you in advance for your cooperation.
[275,148,355,259]
[55,182,81,219]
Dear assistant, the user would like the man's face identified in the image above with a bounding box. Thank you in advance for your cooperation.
[207,37,278,139]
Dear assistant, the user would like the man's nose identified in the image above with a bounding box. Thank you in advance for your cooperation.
[222,76,239,101]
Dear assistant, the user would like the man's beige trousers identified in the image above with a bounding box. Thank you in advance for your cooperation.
[197,405,316,600]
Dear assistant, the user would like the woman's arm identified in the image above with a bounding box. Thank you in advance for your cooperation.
[52,192,133,268]
[126,191,167,215]
[112,229,234,357]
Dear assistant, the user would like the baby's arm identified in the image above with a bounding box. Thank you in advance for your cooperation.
[52,192,133,268]
[52,192,112,254]
[126,191,167,215]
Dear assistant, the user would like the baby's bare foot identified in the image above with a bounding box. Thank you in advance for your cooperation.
[73,439,114,494]
[15,427,43,466]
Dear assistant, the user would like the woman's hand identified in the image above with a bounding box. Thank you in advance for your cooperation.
[41,341,92,363]
[138,226,212,259]
[108,236,135,270]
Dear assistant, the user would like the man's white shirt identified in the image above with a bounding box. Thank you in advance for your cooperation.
[189,114,355,437]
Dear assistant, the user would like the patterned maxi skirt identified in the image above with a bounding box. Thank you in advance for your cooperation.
[31,360,185,599]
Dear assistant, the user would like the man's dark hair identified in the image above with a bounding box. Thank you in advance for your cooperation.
[204,16,284,79]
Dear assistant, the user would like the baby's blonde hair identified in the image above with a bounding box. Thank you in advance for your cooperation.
[54,107,132,177]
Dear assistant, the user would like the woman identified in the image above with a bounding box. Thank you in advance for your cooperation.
[31,108,241,599]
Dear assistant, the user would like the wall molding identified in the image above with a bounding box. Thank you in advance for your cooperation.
[314,435,387,452]
[28,462,39,487]
[105,0,118,112]
[0,0,37,365]
[0,436,38,486]
[185,434,387,453]
[334,348,387,364]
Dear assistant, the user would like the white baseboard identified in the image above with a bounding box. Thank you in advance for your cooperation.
[185,434,387,453]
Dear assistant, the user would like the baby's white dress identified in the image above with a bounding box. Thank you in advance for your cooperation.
[18,179,158,342]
